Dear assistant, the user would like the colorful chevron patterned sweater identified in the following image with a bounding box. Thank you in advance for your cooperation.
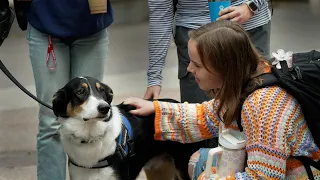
[154,86,320,179]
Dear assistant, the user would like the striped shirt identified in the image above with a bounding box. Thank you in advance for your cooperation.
[147,0,271,87]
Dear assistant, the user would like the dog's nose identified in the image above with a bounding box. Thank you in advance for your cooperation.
[98,104,110,115]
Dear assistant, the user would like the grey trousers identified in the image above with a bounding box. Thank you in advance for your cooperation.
[174,22,271,104]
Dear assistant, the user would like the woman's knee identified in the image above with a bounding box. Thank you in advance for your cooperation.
[188,150,200,180]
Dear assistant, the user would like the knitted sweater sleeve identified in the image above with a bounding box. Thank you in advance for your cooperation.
[154,99,223,143]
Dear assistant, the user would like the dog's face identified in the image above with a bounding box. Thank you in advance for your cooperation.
[52,77,113,121]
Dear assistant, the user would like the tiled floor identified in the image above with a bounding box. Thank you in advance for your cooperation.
[0,1,319,179]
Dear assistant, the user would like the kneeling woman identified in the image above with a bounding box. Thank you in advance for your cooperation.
[125,20,320,179]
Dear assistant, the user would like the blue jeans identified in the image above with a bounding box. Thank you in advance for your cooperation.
[192,148,217,180]
[26,24,109,180]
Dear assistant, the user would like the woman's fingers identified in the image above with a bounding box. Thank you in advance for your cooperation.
[123,97,155,116]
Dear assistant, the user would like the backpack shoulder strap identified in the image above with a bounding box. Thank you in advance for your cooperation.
[237,73,280,132]
[294,156,320,180]
[258,73,280,87]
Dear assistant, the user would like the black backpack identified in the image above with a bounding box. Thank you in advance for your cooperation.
[238,50,320,179]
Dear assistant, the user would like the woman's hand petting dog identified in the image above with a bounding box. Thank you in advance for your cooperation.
[124,97,155,116]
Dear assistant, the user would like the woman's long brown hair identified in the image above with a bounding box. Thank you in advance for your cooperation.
[188,20,270,126]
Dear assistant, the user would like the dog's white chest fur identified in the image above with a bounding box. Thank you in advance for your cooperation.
[58,107,122,180]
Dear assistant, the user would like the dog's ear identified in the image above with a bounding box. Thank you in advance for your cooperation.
[100,83,113,104]
[106,88,113,104]
[52,88,69,117]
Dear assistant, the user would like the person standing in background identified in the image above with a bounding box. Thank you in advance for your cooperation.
[21,0,114,179]
[144,0,271,103]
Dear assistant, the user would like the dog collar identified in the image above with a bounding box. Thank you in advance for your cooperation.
[69,113,135,169]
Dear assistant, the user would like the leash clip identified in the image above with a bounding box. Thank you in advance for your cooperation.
[46,36,57,70]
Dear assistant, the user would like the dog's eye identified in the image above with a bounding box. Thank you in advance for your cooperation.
[99,88,105,93]
[76,88,85,95]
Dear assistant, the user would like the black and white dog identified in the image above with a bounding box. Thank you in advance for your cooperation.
[52,77,206,180]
